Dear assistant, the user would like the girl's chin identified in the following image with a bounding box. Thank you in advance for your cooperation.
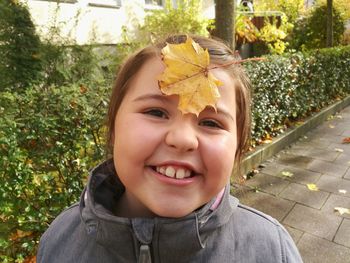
[148,204,200,218]
[153,210,191,219]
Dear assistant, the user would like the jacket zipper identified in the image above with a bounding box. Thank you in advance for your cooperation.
[138,244,152,263]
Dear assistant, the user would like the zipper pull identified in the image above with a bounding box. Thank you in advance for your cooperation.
[138,244,152,263]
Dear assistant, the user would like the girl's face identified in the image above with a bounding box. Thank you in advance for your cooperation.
[113,57,237,218]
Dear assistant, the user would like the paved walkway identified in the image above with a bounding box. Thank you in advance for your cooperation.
[234,106,350,263]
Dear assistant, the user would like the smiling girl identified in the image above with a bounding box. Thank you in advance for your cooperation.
[37,35,303,263]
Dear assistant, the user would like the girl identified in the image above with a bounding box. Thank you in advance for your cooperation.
[37,35,303,263]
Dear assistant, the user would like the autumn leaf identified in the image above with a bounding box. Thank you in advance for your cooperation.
[262,134,272,144]
[334,207,350,215]
[281,171,293,177]
[70,100,77,109]
[336,115,343,119]
[335,148,344,153]
[158,36,222,115]
[32,174,42,186]
[329,124,335,129]
[9,229,33,241]
[307,184,319,191]
[24,256,36,263]
[79,84,88,94]
[342,137,350,144]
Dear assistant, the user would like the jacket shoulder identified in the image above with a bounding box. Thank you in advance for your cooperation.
[42,203,82,237]
[37,203,91,262]
[237,203,280,225]
[229,202,303,262]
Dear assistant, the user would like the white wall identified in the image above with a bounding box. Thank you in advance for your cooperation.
[25,0,149,44]
[24,0,216,45]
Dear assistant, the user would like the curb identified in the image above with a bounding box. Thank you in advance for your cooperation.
[240,95,350,176]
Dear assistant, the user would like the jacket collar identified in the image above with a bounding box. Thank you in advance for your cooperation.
[79,159,239,253]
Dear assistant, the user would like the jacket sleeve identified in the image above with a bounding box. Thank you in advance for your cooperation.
[278,225,303,263]
[36,204,82,263]
[36,231,47,263]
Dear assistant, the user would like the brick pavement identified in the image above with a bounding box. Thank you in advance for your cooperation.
[234,106,350,263]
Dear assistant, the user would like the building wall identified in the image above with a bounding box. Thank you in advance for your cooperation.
[25,0,215,45]
[25,0,162,44]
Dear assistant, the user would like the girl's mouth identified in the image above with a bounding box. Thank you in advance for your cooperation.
[151,165,194,180]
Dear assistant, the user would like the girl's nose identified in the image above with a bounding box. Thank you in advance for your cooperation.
[165,117,199,152]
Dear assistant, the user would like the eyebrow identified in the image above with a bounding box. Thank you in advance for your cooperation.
[133,93,234,121]
[209,107,234,121]
[132,93,171,103]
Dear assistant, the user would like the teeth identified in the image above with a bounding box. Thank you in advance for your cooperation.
[165,166,175,178]
[159,166,165,174]
[176,169,185,179]
[155,165,193,179]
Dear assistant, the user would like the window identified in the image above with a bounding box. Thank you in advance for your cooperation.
[88,0,121,8]
[35,0,77,3]
[145,0,163,6]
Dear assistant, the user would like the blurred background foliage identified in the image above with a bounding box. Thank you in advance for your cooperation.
[0,0,42,91]
[0,0,349,261]
[289,4,346,51]
[238,0,349,54]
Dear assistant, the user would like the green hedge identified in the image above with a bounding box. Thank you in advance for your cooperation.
[0,85,109,261]
[1,45,350,261]
[246,45,350,145]
[0,0,42,91]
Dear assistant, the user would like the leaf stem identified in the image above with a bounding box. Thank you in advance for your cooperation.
[209,57,266,70]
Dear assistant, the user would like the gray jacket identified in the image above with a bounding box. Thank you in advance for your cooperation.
[37,160,303,263]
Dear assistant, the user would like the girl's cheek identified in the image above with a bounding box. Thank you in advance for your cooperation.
[128,120,164,149]
[202,136,237,169]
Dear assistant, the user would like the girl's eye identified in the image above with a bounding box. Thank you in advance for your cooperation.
[143,109,168,119]
[199,119,223,129]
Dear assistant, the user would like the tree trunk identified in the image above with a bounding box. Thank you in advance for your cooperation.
[213,0,235,50]
[326,0,333,47]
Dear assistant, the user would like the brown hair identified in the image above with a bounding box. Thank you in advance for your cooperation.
[107,34,251,171]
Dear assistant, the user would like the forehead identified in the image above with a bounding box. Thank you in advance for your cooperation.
[126,56,165,98]
[124,57,237,114]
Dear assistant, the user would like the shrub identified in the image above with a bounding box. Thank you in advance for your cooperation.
[253,0,305,25]
[236,14,293,55]
[0,0,42,91]
[246,45,350,145]
[40,43,108,88]
[289,4,345,51]
[139,0,210,43]
[257,15,294,55]
[0,84,109,261]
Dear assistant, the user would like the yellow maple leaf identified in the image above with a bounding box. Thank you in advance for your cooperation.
[334,207,350,215]
[281,171,293,177]
[307,183,319,191]
[158,36,222,115]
